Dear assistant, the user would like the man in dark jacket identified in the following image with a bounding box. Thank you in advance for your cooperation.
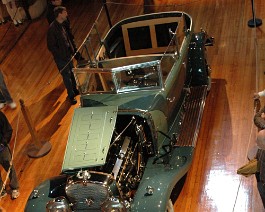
[47,6,79,105]
[46,0,84,61]
[0,111,19,199]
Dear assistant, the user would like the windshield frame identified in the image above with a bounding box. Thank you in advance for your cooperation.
[73,60,163,95]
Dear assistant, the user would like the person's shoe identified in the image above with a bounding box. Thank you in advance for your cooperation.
[69,98,77,105]
[8,102,17,109]
[0,103,5,109]
[13,19,18,27]
[0,19,6,25]
[17,19,23,25]
[0,190,7,198]
[11,189,20,199]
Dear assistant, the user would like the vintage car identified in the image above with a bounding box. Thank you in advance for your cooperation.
[25,11,213,212]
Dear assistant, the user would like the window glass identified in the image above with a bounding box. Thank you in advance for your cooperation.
[155,22,178,47]
[128,26,152,50]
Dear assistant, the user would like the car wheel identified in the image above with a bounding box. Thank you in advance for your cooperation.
[166,199,174,212]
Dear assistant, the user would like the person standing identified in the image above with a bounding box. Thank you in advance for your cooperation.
[0,111,19,199]
[47,6,79,105]
[253,102,265,208]
[46,0,84,61]
[0,70,16,110]
[1,0,22,26]
[0,4,7,24]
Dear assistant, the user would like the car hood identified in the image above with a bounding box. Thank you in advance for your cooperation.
[62,106,118,172]
[62,90,166,172]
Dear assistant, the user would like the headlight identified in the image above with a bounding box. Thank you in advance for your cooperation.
[101,197,128,212]
[46,196,71,212]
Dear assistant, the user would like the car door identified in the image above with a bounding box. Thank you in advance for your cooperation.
[165,58,187,128]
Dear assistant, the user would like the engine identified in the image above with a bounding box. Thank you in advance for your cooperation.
[47,115,155,211]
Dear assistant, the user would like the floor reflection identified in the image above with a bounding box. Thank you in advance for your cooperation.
[204,170,244,211]
[0,19,30,63]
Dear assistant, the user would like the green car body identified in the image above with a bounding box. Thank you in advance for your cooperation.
[25,11,213,212]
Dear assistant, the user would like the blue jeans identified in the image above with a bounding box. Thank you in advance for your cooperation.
[55,60,77,99]
[0,71,13,103]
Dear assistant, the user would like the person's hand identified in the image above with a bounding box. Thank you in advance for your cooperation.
[254,93,260,99]
[261,112,265,119]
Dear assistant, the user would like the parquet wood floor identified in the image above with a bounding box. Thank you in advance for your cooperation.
[0,0,265,211]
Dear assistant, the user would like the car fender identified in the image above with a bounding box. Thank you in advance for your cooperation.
[25,179,54,212]
[131,147,194,212]
[188,31,213,87]
[25,175,68,212]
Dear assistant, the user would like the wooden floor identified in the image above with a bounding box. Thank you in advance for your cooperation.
[0,0,265,211]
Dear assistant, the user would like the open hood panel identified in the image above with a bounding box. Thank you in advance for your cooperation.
[62,106,118,171]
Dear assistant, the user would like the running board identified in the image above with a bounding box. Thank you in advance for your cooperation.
[175,86,208,147]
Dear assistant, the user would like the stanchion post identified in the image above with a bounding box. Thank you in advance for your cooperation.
[19,99,52,158]
[248,0,262,28]
[102,0,112,28]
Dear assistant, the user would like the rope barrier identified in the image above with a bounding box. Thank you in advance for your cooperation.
[0,112,20,201]
[232,103,258,211]
[232,0,261,209]
[106,0,203,7]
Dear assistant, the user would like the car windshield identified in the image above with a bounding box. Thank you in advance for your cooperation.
[73,60,163,94]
